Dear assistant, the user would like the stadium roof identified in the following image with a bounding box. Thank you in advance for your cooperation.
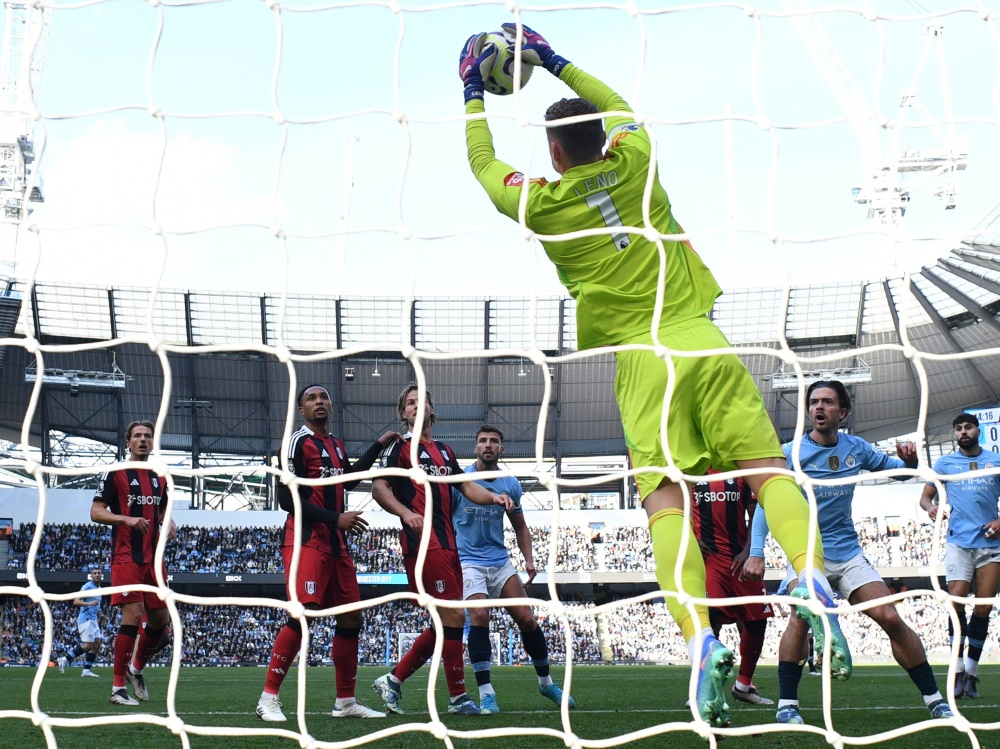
[2,227,1000,462]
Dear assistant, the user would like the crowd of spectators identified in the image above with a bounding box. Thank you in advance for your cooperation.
[3,589,979,668]
[6,518,947,573]
[896,520,939,566]
[603,590,983,663]
[1,595,608,667]
[7,523,109,572]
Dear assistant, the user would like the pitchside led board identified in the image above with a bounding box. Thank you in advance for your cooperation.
[968,406,1000,454]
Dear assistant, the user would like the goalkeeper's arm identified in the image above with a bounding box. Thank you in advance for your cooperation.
[503,23,637,136]
[465,100,525,221]
[460,31,537,221]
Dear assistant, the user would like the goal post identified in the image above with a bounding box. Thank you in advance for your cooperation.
[399,630,504,665]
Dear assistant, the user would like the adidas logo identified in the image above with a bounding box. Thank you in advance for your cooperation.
[130,479,140,486]
[321,449,329,457]
[420,451,430,459]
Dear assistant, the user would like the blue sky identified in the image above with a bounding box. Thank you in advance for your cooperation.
[3,0,999,299]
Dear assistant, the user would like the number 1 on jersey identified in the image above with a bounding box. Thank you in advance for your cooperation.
[585,190,631,251]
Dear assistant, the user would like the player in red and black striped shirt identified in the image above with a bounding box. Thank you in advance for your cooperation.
[257,384,399,722]
[371,383,513,716]
[91,419,175,706]
[692,469,774,706]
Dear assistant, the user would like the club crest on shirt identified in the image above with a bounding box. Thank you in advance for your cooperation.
[970,462,978,471]
[829,456,840,471]
[845,455,857,468]
[305,581,316,595]
[435,579,445,593]
[987,463,996,469]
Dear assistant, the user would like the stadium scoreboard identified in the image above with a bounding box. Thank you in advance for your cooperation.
[969,406,1000,453]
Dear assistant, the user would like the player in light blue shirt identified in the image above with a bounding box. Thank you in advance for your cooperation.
[57,568,104,678]
[919,412,1000,699]
[751,380,951,723]
[452,424,574,714]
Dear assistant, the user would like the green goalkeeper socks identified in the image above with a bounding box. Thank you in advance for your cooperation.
[649,507,709,642]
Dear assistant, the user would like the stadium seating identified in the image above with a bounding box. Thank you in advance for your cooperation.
[5,518,941,573]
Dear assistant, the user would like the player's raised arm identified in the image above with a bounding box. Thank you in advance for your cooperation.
[343,430,401,491]
[505,24,632,125]
[459,480,514,511]
[461,33,527,220]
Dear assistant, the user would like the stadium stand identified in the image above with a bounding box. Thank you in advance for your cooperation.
[5,519,943,573]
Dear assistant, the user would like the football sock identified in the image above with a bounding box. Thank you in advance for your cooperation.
[331,627,360,699]
[263,621,302,695]
[686,627,714,663]
[113,624,138,689]
[71,645,86,659]
[948,610,967,668]
[132,626,164,672]
[520,623,551,679]
[394,628,435,683]
[649,508,709,642]
[778,660,804,702]
[906,661,942,700]
[442,626,468,698]
[468,625,492,687]
[84,652,97,669]
[757,475,825,576]
[966,614,989,674]
[738,618,767,686]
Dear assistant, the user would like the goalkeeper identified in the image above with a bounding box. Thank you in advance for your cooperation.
[461,25,850,728]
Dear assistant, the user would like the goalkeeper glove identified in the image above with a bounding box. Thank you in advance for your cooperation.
[459,32,498,103]
[501,23,570,76]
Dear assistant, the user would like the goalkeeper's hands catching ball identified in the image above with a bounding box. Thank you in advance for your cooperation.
[459,32,498,103]
[500,23,570,76]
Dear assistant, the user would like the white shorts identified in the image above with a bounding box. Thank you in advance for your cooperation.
[785,551,882,600]
[462,560,519,599]
[77,619,101,644]
[945,543,1000,583]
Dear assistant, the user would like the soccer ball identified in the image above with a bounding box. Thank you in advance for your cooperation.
[475,30,533,96]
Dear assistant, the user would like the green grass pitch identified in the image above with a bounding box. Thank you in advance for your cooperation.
[1,665,997,748]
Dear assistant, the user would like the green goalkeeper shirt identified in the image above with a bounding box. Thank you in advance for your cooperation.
[466,64,722,350]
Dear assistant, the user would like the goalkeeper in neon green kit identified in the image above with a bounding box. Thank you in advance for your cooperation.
[460,24,853,728]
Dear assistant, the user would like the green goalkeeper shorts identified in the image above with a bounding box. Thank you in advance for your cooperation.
[614,315,782,500]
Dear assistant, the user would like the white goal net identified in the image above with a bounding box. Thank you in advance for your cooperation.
[1,1,998,748]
